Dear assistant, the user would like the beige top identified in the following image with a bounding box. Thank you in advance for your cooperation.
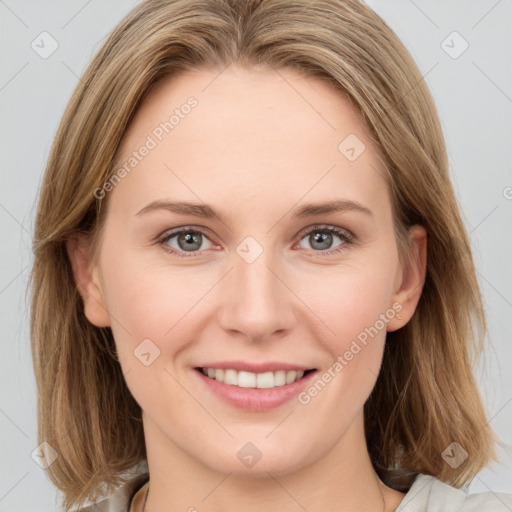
[76,472,512,511]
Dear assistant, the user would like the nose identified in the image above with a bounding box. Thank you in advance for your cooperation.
[217,246,297,343]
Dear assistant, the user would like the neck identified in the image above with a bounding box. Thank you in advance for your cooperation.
[140,411,404,512]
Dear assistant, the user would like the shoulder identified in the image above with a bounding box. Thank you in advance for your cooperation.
[396,474,512,512]
[73,472,149,512]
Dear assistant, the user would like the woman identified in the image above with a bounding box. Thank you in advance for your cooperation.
[30,0,512,511]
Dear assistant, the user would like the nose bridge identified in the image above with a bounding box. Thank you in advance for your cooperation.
[218,238,295,340]
[236,248,280,306]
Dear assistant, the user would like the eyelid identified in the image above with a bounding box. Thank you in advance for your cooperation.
[295,223,353,243]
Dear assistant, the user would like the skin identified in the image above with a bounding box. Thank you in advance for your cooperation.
[68,65,427,512]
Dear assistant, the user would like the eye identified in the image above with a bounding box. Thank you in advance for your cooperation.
[295,224,353,256]
[158,227,215,257]
[157,224,354,258]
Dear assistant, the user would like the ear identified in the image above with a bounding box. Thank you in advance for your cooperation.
[387,225,427,332]
[66,236,111,327]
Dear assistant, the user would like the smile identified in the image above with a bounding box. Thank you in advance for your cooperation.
[198,367,315,388]
[193,364,318,411]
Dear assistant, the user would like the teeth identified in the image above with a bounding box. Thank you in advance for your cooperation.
[284,370,294,384]
[238,371,256,388]
[274,370,286,386]
[200,368,308,388]
[256,372,274,389]
[224,369,238,385]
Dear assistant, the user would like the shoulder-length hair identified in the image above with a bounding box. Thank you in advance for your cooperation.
[30,0,496,509]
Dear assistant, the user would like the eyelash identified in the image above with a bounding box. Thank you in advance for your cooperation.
[156,224,354,258]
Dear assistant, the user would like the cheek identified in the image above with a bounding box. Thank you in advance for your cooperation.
[99,253,203,359]
[294,259,396,405]
[99,255,205,411]
[297,256,397,348]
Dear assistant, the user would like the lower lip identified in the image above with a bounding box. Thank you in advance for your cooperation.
[194,369,317,412]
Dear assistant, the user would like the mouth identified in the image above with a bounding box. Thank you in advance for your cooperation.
[193,365,318,411]
[194,367,317,389]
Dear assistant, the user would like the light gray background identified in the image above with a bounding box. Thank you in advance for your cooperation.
[1,1,511,510]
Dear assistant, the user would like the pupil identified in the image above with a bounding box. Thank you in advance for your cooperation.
[312,231,331,250]
[180,232,201,251]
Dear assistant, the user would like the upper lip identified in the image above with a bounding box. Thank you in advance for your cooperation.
[195,361,316,373]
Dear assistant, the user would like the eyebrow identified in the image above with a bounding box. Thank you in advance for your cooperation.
[135,199,373,222]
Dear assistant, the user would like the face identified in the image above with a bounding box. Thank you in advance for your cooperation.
[70,65,426,477]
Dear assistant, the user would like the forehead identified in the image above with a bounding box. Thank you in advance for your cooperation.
[110,65,390,220]
[120,65,376,158]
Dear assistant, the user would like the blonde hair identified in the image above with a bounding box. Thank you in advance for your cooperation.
[30,0,497,509]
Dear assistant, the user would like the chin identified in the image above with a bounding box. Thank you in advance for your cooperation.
[196,440,311,478]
